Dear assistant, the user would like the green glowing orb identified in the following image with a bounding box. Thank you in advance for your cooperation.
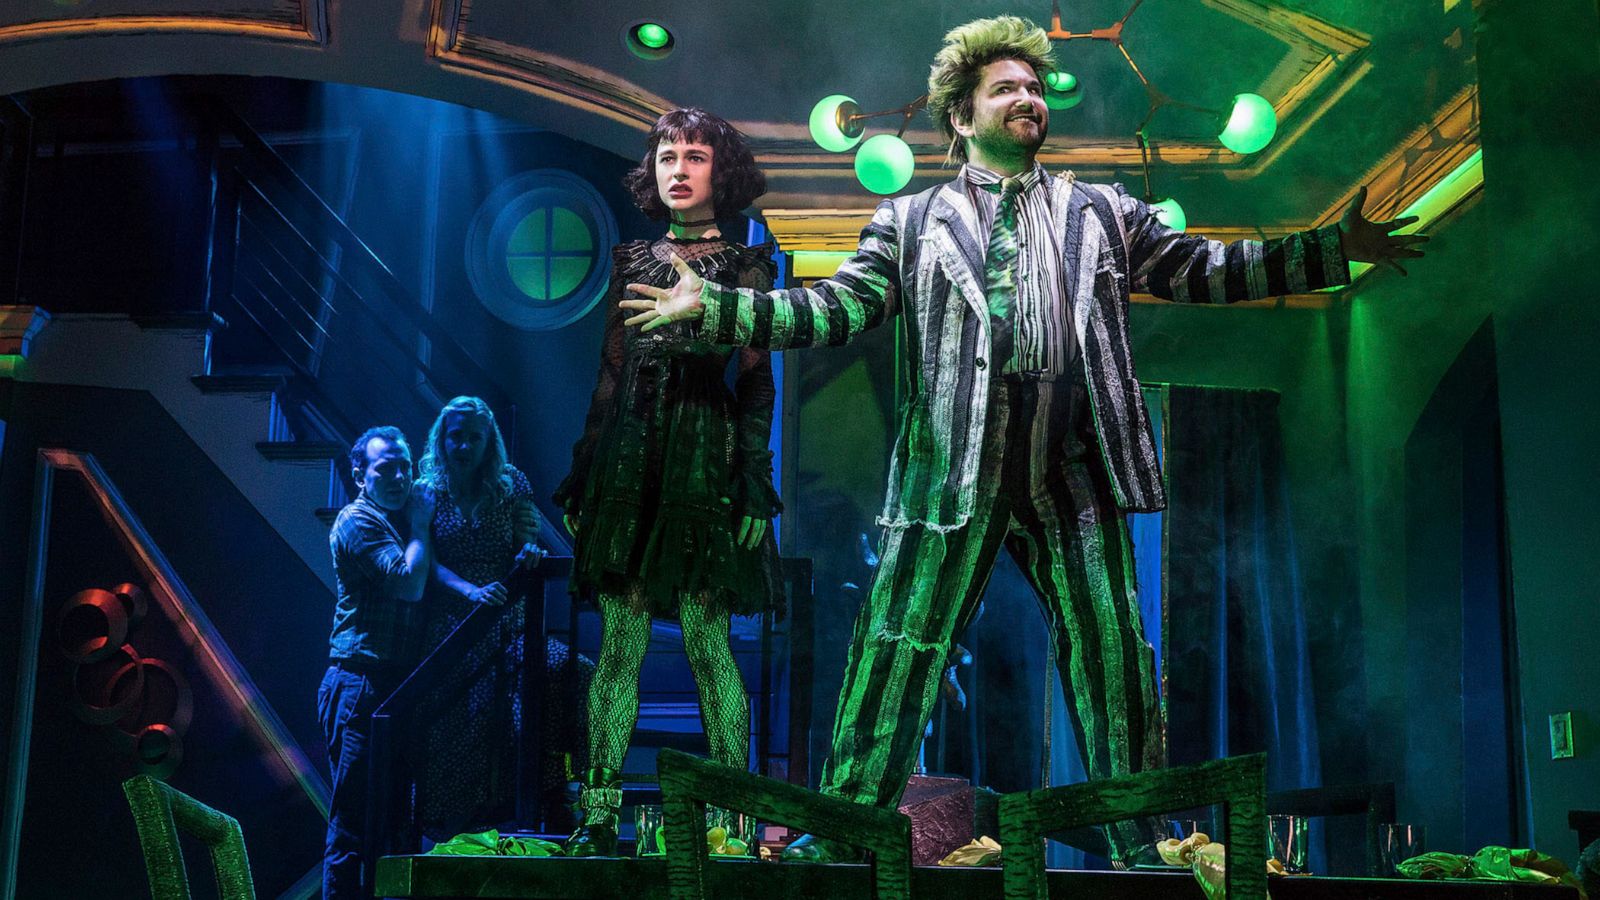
[1151,197,1187,232]
[635,23,670,49]
[809,95,862,152]
[1218,93,1277,155]
[1044,70,1083,111]
[854,134,915,195]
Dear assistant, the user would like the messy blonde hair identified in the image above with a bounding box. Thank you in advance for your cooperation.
[926,16,1055,163]
[418,395,513,504]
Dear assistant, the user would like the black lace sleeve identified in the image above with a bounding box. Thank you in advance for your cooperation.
[552,247,635,516]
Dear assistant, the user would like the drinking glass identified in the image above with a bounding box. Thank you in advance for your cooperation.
[1169,818,1211,841]
[1267,814,1309,873]
[634,804,666,857]
[705,807,759,858]
[1380,823,1426,875]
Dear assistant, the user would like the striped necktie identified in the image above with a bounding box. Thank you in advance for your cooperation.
[983,176,1024,319]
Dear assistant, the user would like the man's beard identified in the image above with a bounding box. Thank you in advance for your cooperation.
[972,112,1046,159]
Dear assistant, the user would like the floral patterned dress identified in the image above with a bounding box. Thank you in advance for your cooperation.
[414,466,545,838]
[554,236,784,618]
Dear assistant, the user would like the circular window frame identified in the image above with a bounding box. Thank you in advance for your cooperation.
[465,169,617,332]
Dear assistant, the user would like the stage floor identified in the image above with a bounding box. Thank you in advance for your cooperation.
[376,855,1581,899]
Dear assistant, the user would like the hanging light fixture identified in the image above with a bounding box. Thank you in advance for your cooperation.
[1043,71,1083,110]
[807,0,1280,198]
[622,20,676,60]
[1150,198,1187,232]
[1217,93,1278,155]
[809,95,865,152]
[855,134,917,195]
[806,94,927,193]
[1138,131,1186,232]
[1048,0,1281,158]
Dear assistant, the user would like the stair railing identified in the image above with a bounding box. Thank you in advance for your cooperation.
[192,95,514,446]
[362,557,571,885]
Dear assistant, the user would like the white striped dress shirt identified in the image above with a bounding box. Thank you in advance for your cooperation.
[962,162,1076,377]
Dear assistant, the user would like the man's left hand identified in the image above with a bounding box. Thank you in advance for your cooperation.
[512,499,541,541]
[1339,185,1430,276]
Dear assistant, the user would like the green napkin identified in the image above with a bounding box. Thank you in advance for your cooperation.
[428,829,564,857]
[1397,852,1471,879]
[1398,846,1581,894]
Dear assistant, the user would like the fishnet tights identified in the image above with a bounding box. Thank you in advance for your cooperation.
[585,591,749,808]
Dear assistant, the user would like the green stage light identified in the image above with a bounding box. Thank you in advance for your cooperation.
[624,21,675,59]
[809,95,864,152]
[1218,93,1277,155]
[854,134,915,195]
[635,22,670,49]
[1151,197,1187,232]
[1044,71,1082,110]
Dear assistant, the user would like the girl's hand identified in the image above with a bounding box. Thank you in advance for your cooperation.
[468,581,508,606]
[621,253,706,331]
[737,515,768,550]
[515,542,547,570]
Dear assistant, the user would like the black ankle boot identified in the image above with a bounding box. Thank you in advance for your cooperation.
[567,766,622,857]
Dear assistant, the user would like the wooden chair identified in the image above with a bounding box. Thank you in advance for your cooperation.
[998,753,1268,900]
[656,747,913,900]
[1267,781,1395,875]
[122,775,255,900]
[1570,809,1600,856]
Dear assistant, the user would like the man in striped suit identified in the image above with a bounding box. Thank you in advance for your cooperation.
[624,16,1424,866]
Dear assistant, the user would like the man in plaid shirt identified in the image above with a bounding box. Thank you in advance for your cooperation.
[318,425,434,899]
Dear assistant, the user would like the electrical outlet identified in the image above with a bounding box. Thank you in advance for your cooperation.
[1550,712,1575,760]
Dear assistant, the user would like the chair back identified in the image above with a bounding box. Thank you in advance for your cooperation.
[122,775,255,900]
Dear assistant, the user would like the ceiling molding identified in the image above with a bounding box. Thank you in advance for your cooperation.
[745,0,1374,182]
[424,0,1371,184]
[428,0,667,132]
[769,83,1479,256]
[0,2,325,48]
[0,0,1468,224]
[1316,84,1480,227]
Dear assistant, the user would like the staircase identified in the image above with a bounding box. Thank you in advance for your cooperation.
[2,94,535,589]
[17,313,346,588]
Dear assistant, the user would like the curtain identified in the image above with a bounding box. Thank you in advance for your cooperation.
[1045,386,1323,866]
[1163,387,1321,791]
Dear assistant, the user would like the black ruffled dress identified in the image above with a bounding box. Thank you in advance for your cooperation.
[554,236,784,618]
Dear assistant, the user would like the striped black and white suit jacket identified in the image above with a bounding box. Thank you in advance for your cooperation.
[699,173,1349,529]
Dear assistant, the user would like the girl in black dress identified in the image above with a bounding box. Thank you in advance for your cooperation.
[554,108,782,855]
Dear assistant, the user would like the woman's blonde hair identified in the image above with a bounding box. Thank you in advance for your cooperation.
[418,395,513,503]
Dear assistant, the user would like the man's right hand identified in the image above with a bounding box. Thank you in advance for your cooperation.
[468,582,508,607]
[620,253,705,332]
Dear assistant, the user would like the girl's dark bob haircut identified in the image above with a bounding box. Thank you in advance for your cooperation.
[624,107,767,220]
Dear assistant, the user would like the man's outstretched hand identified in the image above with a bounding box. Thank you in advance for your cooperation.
[621,252,705,331]
[1340,185,1429,276]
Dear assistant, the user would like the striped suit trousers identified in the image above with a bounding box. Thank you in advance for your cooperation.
[817,375,1164,860]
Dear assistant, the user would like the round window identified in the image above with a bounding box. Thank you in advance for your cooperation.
[466,170,617,331]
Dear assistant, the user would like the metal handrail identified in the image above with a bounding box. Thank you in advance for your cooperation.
[193,94,514,438]
[363,557,572,884]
